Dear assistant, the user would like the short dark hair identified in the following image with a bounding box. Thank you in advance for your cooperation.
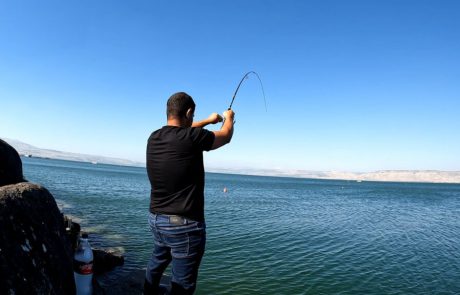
[167,92,196,119]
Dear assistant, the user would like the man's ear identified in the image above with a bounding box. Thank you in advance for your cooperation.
[186,108,194,120]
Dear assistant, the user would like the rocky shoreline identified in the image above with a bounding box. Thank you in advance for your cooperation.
[64,215,130,293]
[0,181,130,293]
[0,139,141,294]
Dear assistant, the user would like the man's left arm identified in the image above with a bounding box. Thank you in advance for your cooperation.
[192,113,223,128]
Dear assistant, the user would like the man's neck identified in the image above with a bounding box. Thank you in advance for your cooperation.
[167,118,189,127]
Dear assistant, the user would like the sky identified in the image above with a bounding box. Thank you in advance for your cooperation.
[1,0,459,172]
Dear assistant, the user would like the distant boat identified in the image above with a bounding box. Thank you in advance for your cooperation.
[357,180,362,183]
[91,161,98,165]
[24,154,32,158]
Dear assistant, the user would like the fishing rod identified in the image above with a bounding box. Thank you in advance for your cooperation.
[228,71,267,111]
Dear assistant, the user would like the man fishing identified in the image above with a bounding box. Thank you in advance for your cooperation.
[144,92,235,294]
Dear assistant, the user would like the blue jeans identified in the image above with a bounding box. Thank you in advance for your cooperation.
[145,213,206,295]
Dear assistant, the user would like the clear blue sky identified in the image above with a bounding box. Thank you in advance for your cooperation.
[1,0,459,172]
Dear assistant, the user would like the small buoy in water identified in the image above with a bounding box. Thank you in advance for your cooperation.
[223,187,228,193]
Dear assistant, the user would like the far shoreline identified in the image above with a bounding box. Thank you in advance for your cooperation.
[21,156,460,185]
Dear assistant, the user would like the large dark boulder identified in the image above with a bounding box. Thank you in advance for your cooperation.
[93,248,124,275]
[0,183,76,294]
[0,139,26,187]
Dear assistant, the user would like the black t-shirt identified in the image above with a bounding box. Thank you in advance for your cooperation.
[146,126,215,222]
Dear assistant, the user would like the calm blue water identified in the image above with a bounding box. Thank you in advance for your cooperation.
[22,157,460,294]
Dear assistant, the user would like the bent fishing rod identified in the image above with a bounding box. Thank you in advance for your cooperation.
[228,71,267,111]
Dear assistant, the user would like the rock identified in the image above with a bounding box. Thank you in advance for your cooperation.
[63,215,81,253]
[0,139,26,186]
[0,182,76,294]
[93,248,124,275]
[62,216,125,275]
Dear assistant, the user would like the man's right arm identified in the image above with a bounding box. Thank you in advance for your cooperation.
[211,110,235,150]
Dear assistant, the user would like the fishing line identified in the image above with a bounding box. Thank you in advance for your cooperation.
[228,71,267,111]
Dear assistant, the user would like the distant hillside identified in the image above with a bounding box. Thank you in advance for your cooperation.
[3,138,459,183]
[208,167,460,184]
[2,138,144,167]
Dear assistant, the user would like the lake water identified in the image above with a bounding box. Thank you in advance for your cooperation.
[22,157,460,294]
